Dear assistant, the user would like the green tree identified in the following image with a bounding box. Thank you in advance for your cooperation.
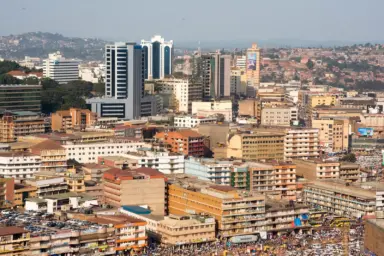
[0,74,22,84]
[92,82,105,96]
[306,59,314,70]
[0,60,21,74]
[23,76,39,85]
[341,153,357,163]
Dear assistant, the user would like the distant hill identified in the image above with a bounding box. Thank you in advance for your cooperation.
[0,32,110,61]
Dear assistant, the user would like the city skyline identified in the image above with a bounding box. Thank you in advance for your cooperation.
[1,0,383,45]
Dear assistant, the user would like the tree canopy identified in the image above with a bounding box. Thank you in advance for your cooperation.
[340,153,357,163]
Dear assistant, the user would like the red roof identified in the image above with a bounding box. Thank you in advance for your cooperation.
[0,227,27,236]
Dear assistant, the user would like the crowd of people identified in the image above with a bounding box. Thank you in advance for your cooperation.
[143,224,373,256]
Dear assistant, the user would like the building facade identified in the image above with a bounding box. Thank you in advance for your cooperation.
[141,35,173,80]
[51,108,97,132]
[0,152,41,180]
[43,52,79,84]
[185,157,233,185]
[191,100,233,121]
[0,84,42,112]
[174,115,216,128]
[284,128,320,161]
[246,43,261,87]
[155,130,205,157]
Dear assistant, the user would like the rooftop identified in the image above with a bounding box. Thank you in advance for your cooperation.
[88,214,145,225]
[103,167,165,181]
[0,227,28,236]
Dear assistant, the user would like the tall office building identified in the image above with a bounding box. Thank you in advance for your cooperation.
[141,35,173,80]
[201,53,231,99]
[87,42,144,119]
[0,84,41,112]
[43,52,80,84]
[246,43,261,88]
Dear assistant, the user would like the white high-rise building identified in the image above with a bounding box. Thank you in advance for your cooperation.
[141,35,173,80]
[43,52,80,84]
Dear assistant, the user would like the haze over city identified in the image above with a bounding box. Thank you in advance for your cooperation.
[1,0,384,46]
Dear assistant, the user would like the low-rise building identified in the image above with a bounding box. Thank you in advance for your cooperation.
[81,164,111,182]
[103,167,166,215]
[155,130,205,157]
[157,215,216,246]
[0,227,30,255]
[191,101,233,121]
[284,128,320,161]
[0,152,41,180]
[261,106,298,126]
[167,174,266,238]
[294,159,340,181]
[51,108,97,132]
[30,139,67,172]
[185,157,234,186]
[0,111,45,143]
[339,162,360,182]
[303,180,379,218]
[25,176,68,197]
[13,184,36,208]
[0,177,14,209]
[174,115,217,128]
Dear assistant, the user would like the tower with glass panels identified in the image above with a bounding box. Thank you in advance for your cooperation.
[141,35,173,80]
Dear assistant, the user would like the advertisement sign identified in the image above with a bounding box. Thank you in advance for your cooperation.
[357,128,374,137]
[247,53,257,70]
[230,235,259,244]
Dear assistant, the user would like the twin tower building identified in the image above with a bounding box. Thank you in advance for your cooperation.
[87,35,173,119]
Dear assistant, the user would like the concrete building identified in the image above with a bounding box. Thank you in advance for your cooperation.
[339,162,360,182]
[156,78,202,113]
[261,106,298,126]
[198,123,230,149]
[238,99,261,118]
[81,163,111,182]
[157,215,216,246]
[200,54,231,98]
[0,111,45,143]
[284,128,320,161]
[0,84,42,112]
[303,180,379,218]
[87,42,144,119]
[122,148,184,174]
[0,227,30,255]
[13,184,36,208]
[191,100,233,121]
[0,177,14,209]
[26,177,68,198]
[230,68,242,96]
[155,130,205,157]
[30,139,67,172]
[312,117,351,152]
[141,35,173,80]
[247,162,297,200]
[0,152,41,180]
[43,52,80,84]
[294,159,340,181]
[103,167,166,215]
[226,131,285,161]
[246,43,261,87]
[51,108,97,132]
[174,115,217,128]
[63,138,150,164]
[167,174,266,238]
[185,157,234,185]
[235,55,246,70]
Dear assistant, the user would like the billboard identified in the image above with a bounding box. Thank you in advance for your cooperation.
[247,53,257,70]
[357,128,374,137]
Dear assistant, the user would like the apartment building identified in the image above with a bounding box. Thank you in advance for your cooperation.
[230,68,243,96]
[103,167,166,215]
[247,162,297,200]
[226,131,285,161]
[0,227,30,255]
[312,117,351,152]
[167,175,266,238]
[89,214,147,253]
[238,99,261,118]
[155,130,205,157]
[284,128,320,161]
[303,180,378,218]
[185,157,235,185]
[156,78,202,113]
[122,148,184,175]
[157,215,216,246]
[340,162,360,182]
[51,108,97,132]
[261,106,298,126]
[65,168,86,193]
[174,115,217,128]
[63,138,150,164]
[264,200,310,235]
[0,111,45,143]
[0,152,41,180]
[191,101,233,121]
[0,84,42,112]
[294,159,340,181]
[30,139,67,172]
[25,177,68,197]
[13,184,36,208]
[43,52,80,84]
[0,177,14,209]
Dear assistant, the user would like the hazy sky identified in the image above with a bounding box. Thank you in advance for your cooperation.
[0,0,383,43]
